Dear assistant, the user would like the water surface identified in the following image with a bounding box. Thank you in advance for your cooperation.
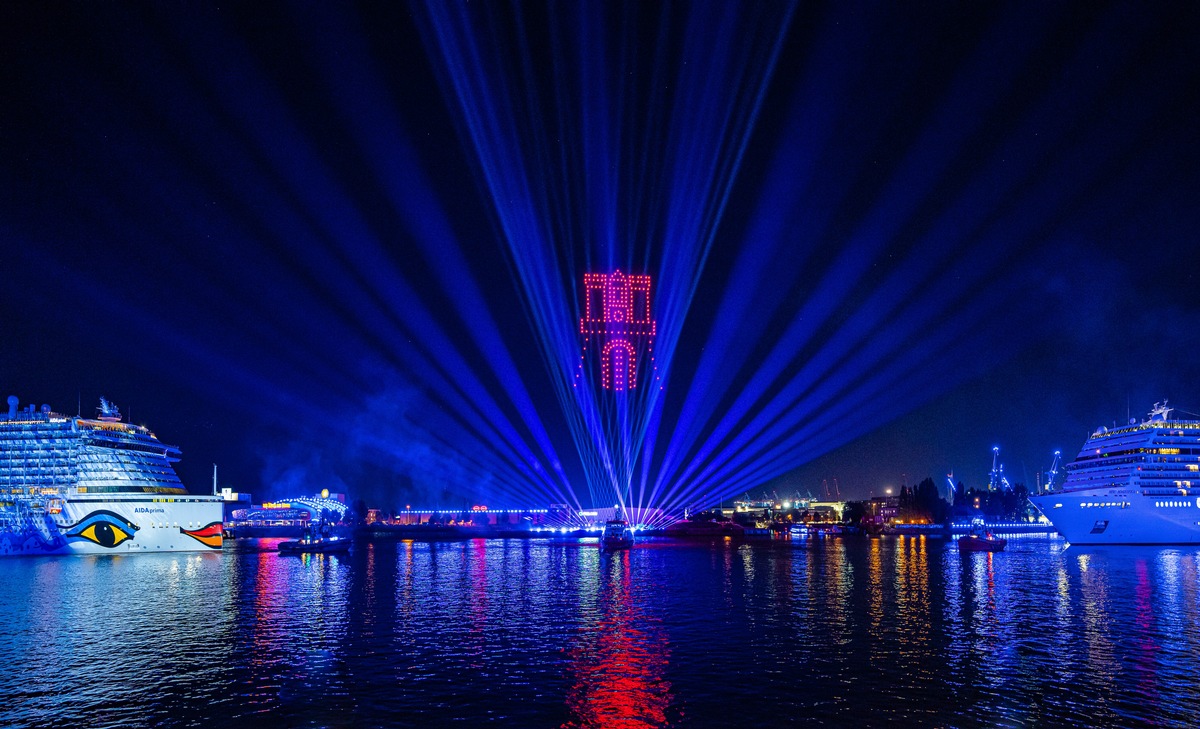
[3,534,1199,727]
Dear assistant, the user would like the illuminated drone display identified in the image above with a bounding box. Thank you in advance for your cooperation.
[579,271,657,391]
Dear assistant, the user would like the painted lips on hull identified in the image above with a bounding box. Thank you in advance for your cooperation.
[180,522,224,548]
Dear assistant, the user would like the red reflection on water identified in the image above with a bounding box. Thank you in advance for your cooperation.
[463,538,490,669]
[562,550,673,729]
[244,546,290,711]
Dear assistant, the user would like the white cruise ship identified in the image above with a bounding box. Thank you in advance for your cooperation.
[1030,401,1200,545]
[0,395,224,556]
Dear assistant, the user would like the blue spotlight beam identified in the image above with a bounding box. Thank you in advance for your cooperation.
[290,2,578,504]
[661,283,1039,513]
[648,0,1170,513]
[656,55,1173,512]
[413,0,796,509]
[647,2,1068,497]
[106,5,584,506]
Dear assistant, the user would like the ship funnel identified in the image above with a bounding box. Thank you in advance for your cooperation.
[6,396,16,418]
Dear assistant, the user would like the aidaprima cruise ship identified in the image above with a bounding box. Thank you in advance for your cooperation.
[1029,401,1200,545]
[0,395,223,556]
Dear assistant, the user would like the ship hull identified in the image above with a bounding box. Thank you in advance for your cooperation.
[1030,491,1200,546]
[0,495,224,556]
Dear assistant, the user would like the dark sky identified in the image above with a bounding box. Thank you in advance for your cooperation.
[2,2,1198,508]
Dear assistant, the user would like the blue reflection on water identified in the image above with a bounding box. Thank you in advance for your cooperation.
[3,535,1200,727]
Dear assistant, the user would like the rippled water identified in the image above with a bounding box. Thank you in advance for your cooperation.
[4,534,1200,728]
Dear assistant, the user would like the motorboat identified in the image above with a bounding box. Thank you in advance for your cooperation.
[600,519,634,550]
[278,534,351,554]
[278,523,351,554]
[958,521,1006,552]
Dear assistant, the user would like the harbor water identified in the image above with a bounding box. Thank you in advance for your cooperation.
[3,534,1200,727]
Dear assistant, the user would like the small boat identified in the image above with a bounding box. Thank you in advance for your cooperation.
[278,523,351,554]
[958,521,1006,552]
[278,535,351,554]
[600,519,634,550]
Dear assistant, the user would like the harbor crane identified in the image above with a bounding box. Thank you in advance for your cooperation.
[988,447,1012,491]
[1043,450,1062,493]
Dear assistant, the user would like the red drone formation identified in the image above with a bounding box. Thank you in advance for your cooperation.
[579,271,657,391]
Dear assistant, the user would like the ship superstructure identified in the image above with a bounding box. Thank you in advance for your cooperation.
[0,395,223,555]
[1030,401,1200,545]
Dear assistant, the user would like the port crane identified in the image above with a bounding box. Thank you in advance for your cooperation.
[1043,450,1062,493]
[988,447,1011,491]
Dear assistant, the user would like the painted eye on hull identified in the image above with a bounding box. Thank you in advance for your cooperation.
[64,510,139,548]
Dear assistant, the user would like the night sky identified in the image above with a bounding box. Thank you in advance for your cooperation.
[3,2,1198,510]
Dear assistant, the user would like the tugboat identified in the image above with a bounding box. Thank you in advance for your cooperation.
[600,519,634,550]
[278,521,351,555]
[958,519,1006,553]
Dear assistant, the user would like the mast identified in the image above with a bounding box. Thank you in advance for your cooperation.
[212,463,218,496]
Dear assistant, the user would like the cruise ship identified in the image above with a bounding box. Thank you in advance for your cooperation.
[1030,401,1200,545]
[0,395,224,556]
